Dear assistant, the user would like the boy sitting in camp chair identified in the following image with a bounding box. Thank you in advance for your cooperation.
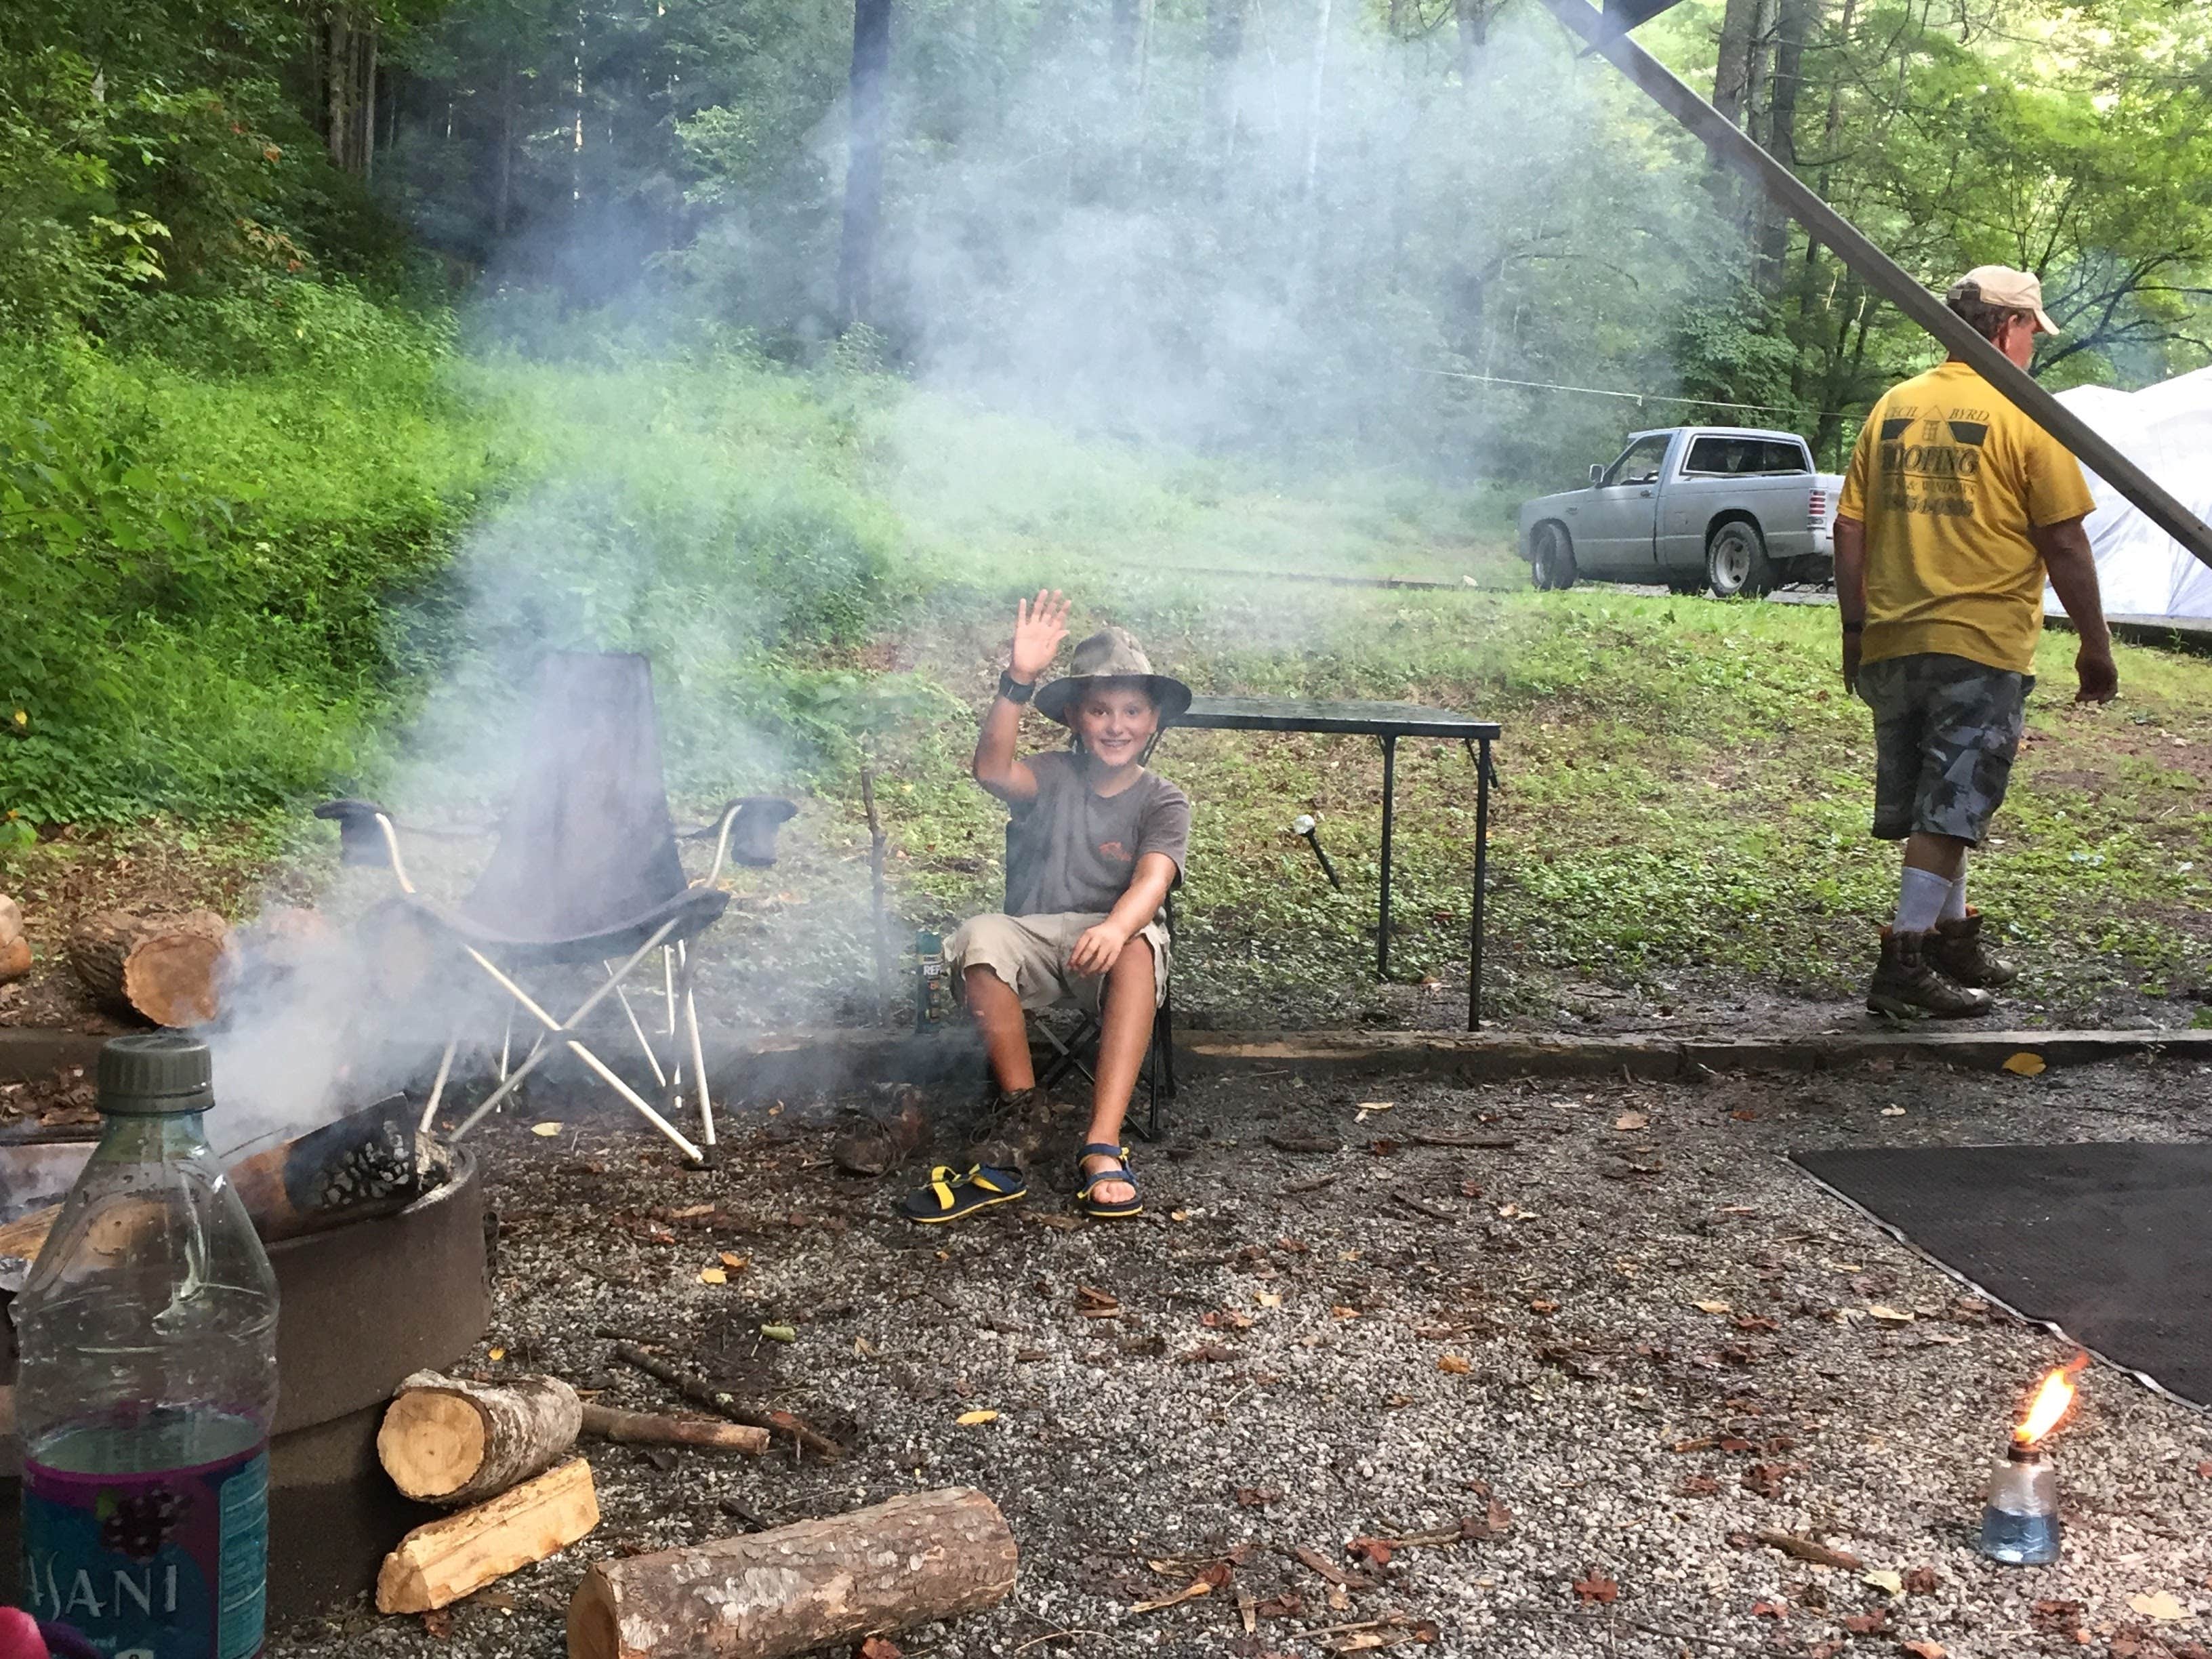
[899,591,1191,1224]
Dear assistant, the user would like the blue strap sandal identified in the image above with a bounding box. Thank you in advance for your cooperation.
[1076,1143,1142,1220]
[898,1164,1027,1224]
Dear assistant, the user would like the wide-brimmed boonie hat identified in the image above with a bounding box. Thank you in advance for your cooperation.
[1034,627,1193,726]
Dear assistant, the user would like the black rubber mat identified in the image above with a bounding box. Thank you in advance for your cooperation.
[1792,1141,2212,1406]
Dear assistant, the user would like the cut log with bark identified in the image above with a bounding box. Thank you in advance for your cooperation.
[566,1487,1017,1659]
[376,1457,599,1614]
[380,1372,585,1506]
[0,1094,449,1267]
[579,1405,767,1456]
[67,908,230,1027]
[0,895,26,985]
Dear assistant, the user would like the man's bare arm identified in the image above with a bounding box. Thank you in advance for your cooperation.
[2031,516,2118,703]
[1834,514,1866,693]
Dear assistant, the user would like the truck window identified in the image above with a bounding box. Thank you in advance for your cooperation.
[1685,436,1751,474]
[1758,439,1809,474]
[1603,434,1671,486]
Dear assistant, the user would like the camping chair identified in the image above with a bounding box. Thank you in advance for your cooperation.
[1032,938,1177,1141]
[315,653,796,1167]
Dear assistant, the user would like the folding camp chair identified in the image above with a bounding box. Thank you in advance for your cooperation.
[315,653,795,1166]
[1033,966,1177,1141]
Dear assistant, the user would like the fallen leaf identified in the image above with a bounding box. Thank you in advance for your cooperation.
[2198,1460,2212,1479]
[1131,1578,1216,1614]
[1437,1354,1472,1374]
[956,1409,999,1426]
[1880,1105,1906,1117]
[1182,1342,1235,1363]
[718,1252,748,1269]
[1677,1475,1720,1496]
[1347,1536,1395,1568]
[758,1324,797,1343]
[486,1346,506,1361]
[1460,1499,1513,1540]
[1257,1290,1283,1308]
[2131,1592,2189,1622]
[858,1639,903,1659]
[697,1267,727,1285]
[1866,1305,1914,1325]
[1357,1101,1394,1113]
[1571,1573,1618,1605]
[1904,1566,1940,1595]
[1613,1112,1649,1131]
[1332,1305,1361,1320]
[1693,1300,1732,1315]
[1170,1208,1192,1221]
[1729,1108,1761,1121]
[1528,1298,1560,1315]
[1751,1601,1787,1619]
[2003,1051,2047,1076]
[530,1122,563,1137]
[1840,1610,1889,1635]
[421,1607,455,1639]
[1235,1486,1278,1509]
[1899,1643,1945,1659]
[1862,1568,1904,1598]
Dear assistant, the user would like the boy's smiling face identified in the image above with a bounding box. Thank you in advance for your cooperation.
[1072,680,1159,769]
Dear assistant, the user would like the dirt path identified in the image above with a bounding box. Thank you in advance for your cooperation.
[267,1054,2212,1659]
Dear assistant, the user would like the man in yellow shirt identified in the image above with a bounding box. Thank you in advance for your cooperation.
[1835,266,2116,1019]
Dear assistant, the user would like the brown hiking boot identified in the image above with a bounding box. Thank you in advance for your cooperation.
[1867,927,1994,1020]
[962,1086,1068,1175]
[831,1084,928,1177]
[1930,910,2018,989]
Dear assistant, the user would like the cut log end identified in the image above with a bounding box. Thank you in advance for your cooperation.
[67,909,229,1027]
[377,1389,491,1501]
[565,1570,621,1659]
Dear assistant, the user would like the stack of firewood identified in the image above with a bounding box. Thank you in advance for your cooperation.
[372,1370,1020,1656]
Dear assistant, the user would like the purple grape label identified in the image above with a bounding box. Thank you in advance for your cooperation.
[22,1441,268,1659]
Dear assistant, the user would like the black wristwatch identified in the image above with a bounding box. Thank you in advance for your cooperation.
[1841,621,1865,635]
[998,670,1035,704]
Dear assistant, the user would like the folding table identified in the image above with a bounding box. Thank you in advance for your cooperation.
[1165,697,1501,1029]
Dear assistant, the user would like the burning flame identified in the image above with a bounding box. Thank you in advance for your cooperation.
[2013,1357,2085,1446]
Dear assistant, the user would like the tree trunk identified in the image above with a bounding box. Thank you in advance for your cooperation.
[1204,0,1244,173]
[379,1372,585,1507]
[1302,0,1332,201]
[1454,0,1490,93]
[495,67,516,239]
[1712,0,1760,125]
[566,1488,1017,1659]
[377,1459,600,1614]
[1755,0,1813,288]
[837,0,894,327]
[362,27,377,182]
[67,909,229,1027]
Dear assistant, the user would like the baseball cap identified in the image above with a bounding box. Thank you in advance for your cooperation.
[1948,265,2059,335]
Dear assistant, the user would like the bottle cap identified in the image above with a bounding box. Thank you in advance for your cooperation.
[97,1033,216,1115]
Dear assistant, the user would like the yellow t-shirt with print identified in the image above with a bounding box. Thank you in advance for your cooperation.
[1837,360,2095,674]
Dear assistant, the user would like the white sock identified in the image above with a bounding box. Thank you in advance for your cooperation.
[1940,874,1969,924]
[1894,867,1951,933]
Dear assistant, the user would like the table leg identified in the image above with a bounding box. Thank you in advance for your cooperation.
[1378,734,1397,977]
[1469,737,1492,1031]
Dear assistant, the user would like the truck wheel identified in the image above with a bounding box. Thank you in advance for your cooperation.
[1531,523,1577,592]
[1706,520,1774,598]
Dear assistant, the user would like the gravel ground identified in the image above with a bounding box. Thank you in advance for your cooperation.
[269,1054,2212,1659]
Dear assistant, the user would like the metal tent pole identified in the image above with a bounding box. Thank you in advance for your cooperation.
[1537,0,2212,575]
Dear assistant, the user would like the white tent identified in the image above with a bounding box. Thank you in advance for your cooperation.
[2045,367,2212,619]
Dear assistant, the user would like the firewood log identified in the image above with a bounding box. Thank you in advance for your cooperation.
[66,909,230,1027]
[379,1372,584,1506]
[565,1488,1018,1659]
[375,1458,599,1614]
[0,895,26,985]
[578,1404,769,1455]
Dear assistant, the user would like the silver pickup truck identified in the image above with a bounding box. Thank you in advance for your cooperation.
[1517,426,1844,597]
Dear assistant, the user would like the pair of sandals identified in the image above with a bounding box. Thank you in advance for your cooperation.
[898,1142,1141,1224]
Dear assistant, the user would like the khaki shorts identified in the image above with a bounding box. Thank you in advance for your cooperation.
[947,912,1171,1014]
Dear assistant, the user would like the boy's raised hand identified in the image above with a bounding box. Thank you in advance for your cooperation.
[1010,590,1071,684]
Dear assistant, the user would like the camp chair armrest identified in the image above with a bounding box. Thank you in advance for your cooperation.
[691,796,799,886]
[313,799,417,892]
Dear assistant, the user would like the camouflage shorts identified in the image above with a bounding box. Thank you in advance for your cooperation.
[1858,652,2034,844]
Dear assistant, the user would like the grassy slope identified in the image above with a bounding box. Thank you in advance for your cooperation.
[6,348,2209,1033]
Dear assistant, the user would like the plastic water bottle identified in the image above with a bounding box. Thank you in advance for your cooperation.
[16,1033,280,1658]
[1978,1443,2062,1565]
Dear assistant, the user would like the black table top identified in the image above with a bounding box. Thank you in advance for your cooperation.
[1174,695,1500,741]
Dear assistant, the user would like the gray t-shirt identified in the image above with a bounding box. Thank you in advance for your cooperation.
[1004,750,1190,918]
